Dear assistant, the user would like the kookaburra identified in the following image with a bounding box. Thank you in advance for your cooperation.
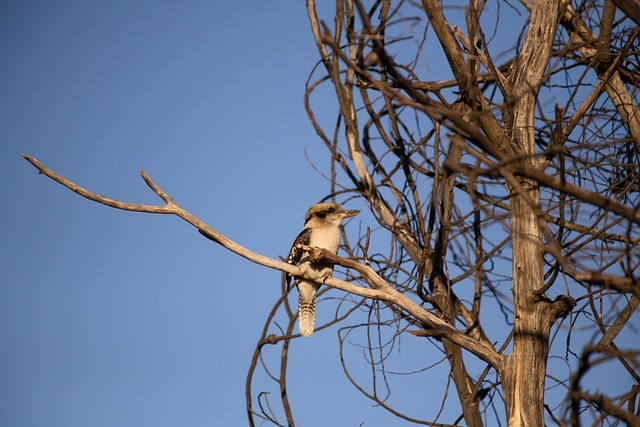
[286,202,359,337]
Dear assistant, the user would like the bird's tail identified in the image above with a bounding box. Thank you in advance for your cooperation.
[297,281,318,337]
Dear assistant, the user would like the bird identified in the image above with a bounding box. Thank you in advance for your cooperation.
[286,202,359,337]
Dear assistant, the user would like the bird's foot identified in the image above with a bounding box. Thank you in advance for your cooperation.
[321,272,332,284]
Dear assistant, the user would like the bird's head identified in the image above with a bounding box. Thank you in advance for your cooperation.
[304,202,359,226]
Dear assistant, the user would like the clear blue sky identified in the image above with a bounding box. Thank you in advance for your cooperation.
[2,1,636,426]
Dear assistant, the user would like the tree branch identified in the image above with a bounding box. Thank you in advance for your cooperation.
[303,245,503,369]
[23,153,503,370]
[22,153,174,214]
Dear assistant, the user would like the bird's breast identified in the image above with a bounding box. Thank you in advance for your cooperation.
[308,227,341,254]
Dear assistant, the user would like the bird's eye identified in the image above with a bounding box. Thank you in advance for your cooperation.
[326,207,335,213]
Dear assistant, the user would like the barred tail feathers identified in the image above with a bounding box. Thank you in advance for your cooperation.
[297,280,319,337]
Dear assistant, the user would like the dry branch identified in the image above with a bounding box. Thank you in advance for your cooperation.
[22,153,503,370]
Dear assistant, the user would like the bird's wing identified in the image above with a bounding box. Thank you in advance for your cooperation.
[285,227,312,288]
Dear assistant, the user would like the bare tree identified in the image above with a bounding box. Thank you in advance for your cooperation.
[23,0,639,425]
[251,0,639,425]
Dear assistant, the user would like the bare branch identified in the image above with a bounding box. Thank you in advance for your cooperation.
[23,153,503,370]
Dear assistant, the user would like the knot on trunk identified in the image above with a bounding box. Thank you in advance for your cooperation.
[551,294,576,320]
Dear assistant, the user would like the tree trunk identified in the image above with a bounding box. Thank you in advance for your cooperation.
[500,0,561,424]
[503,182,549,426]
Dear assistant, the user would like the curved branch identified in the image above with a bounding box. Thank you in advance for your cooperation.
[23,153,504,370]
[303,246,503,369]
[22,153,174,214]
[22,154,305,276]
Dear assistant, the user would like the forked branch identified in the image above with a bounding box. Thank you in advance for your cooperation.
[22,153,503,369]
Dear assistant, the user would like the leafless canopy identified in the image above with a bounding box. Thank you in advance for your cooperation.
[23,0,639,425]
[246,0,640,426]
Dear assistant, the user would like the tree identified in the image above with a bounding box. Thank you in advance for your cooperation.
[23,0,640,425]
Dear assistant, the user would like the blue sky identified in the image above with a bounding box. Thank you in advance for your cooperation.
[3,1,333,425]
[2,1,638,426]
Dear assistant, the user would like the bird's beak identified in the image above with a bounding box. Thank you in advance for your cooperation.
[340,209,360,218]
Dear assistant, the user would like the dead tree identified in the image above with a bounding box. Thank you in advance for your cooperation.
[24,0,639,425]
[249,0,640,425]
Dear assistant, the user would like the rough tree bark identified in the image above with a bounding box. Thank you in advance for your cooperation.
[501,0,563,424]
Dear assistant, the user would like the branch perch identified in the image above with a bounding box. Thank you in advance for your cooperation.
[22,153,503,369]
